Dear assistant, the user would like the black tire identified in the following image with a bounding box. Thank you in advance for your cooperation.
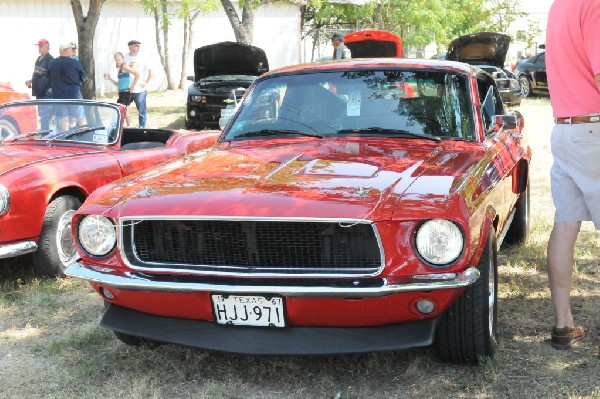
[113,331,162,348]
[519,76,532,98]
[504,183,530,246]
[435,228,498,363]
[32,195,82,277]
[0,119,19,141]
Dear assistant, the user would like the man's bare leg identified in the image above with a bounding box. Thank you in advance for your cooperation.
[547,221,581,328]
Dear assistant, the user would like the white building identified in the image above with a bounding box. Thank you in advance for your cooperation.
[1,0,302,96]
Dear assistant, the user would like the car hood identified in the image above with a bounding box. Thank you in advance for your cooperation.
[446,32,510,68]
[92,139,482,221]
[194,42,269,81]
[0,143,101,176]
[344,30,402,58]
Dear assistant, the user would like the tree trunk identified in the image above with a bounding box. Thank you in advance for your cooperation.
[160,0,174,89]
[180,17,191,89]
[70,0,106,99]
[220,0,253,44]
[151,1,174,90]
[180,11,200,89]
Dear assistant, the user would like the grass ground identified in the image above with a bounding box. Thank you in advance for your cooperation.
[0,95,598,399]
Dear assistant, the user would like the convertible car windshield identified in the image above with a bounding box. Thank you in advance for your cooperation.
[223,69,475,141]
[0,100,120,145]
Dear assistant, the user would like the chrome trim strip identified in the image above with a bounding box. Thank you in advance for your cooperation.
[0,183,10,215]
[65,263,480,298]
[0,241,38,259]
[118,216,386,278]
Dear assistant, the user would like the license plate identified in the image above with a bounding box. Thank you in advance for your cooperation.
[211,294,285,327]
[220,108,234,117]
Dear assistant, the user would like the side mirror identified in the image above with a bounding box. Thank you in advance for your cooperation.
[512,109,525,130]
[187,75,195,82]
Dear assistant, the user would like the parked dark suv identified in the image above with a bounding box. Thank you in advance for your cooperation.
[514,52,547,97]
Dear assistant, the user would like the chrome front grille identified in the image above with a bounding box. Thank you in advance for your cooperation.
[121,218,383,276]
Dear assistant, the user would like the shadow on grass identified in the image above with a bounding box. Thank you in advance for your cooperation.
[0,255,37,291]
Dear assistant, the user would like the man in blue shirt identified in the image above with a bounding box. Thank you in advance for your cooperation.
[26,39,54,130]
[48,42,87,131]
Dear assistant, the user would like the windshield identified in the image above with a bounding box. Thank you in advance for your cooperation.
[0,101,120,145]
[223,69,475,141]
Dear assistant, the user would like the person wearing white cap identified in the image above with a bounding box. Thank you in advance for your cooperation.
[48,42,87,130]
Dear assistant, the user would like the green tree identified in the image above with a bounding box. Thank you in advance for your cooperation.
[301,0,530,58]
[515,19,543,49]
[479,0,527,33]
[177,0,220,88]
[141,0,218,90]
[301,1,374,59]
[220,0,264,45]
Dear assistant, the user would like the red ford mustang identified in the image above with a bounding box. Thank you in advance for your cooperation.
[66,59,531,363]
[0,99,219,276]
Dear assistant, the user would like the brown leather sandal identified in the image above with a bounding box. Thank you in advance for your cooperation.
[550,325,585,349]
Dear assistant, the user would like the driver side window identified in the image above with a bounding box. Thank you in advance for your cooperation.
[477,77,504,131]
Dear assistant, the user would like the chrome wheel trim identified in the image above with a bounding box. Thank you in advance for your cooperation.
[56,210,77,268]
[519,77,530,97]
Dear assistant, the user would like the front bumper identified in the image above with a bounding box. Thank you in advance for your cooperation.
[186,103,223,128]
[103,303,438,355]
[65,262,480,298]
[0,241,37,259]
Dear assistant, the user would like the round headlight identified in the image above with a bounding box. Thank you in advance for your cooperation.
[0,184,10,215]
[78,215,117,256]
[415,219,464,266]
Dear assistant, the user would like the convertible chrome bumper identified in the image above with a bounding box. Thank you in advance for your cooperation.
[0,241,37,259]
[66,262,480,298]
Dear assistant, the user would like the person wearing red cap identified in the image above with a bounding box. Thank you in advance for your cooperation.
[25,39,54,130]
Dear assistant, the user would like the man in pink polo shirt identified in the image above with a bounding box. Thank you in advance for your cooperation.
[545,0,600,350]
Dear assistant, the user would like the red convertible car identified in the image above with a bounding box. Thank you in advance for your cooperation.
[66,59,531,363]
[0,99,219,276]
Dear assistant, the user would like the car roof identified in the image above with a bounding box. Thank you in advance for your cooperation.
[264,58,475,77]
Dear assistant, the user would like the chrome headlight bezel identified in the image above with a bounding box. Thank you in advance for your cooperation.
[414,219,465,268]
[0,183,10,216]
[77,215,117,257]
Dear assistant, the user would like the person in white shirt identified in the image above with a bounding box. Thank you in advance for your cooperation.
[124,39,153,128]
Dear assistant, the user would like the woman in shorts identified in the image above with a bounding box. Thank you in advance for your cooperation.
[104,52,139,126]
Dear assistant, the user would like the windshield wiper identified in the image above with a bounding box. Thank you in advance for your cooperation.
[336,127,441,142]
[6,129,53,142]
[231,129,323,140]
[46,126,105,144]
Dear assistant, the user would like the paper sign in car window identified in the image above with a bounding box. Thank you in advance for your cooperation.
[93,131,109,144]
[347,91,361,116]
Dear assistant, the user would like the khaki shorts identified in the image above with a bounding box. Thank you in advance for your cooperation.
[550,122,600,229]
